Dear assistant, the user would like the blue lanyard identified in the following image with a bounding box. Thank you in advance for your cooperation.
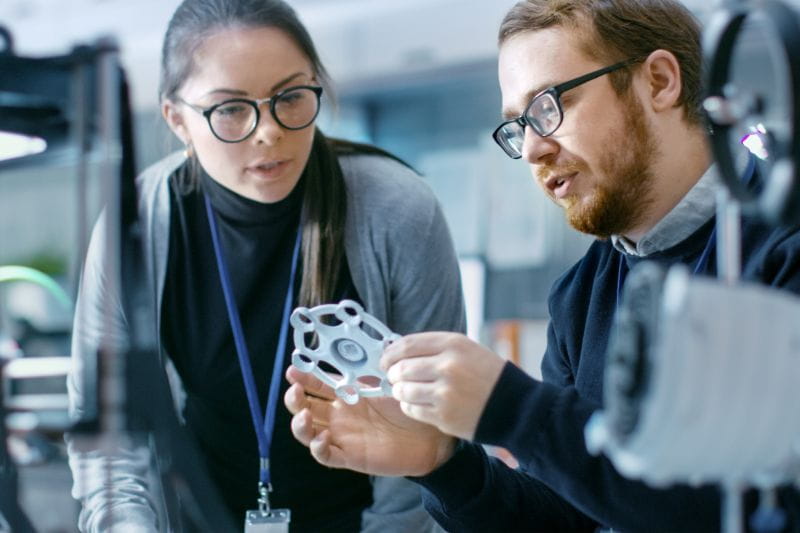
[204,194,301,487]
[616,227,717,308]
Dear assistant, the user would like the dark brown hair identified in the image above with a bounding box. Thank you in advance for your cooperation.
[161,0,380,307]
[498,0,703,125]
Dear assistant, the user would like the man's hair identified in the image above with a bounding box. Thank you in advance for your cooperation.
[499,0,703,125]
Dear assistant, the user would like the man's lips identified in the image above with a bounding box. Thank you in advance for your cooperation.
[544,172,577,199]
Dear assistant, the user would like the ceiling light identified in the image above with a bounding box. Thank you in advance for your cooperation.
[0,130,47,162]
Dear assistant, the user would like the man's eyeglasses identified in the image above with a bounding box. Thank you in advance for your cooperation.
[492,58,641,159]
[180,85,323,143]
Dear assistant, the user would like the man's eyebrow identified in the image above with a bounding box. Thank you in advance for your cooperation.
[502,84,549,120]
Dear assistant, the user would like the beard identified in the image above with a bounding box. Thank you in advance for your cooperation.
[539,92,658,238]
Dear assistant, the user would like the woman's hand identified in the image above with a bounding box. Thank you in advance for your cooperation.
[284,366,456,477]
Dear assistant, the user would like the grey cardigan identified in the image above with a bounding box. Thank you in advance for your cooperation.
[66,151,466,532]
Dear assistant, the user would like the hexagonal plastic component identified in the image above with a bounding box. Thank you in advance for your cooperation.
[290,300,398,404]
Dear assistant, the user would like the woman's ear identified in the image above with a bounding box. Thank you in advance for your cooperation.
[639,49,682,114]
[162,100,190,145]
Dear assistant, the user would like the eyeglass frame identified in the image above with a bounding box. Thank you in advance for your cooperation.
[492,57,643,159]
[179,84,324,143]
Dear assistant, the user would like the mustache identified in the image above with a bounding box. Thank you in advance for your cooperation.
[536,161,584,182]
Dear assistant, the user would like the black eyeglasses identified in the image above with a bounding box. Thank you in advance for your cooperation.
[180,85,323,143]
[492,58,641,159]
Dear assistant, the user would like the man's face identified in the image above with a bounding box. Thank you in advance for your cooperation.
[498,27,658,238]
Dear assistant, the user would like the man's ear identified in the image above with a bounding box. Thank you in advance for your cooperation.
[639,49,682,114]
[162,100,190,145]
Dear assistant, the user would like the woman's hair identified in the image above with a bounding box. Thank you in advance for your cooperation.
[161,0,377,307]
[498,0,703,126]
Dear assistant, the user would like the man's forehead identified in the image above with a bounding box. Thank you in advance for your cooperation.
[498,29,592,117]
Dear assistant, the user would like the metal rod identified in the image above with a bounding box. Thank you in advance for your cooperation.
[72,60,89,305]
[716,186,741,284]
[95,40,125,437]
[723,482,744,533]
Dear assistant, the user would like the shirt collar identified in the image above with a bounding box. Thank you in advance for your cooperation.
[611,163,720,257]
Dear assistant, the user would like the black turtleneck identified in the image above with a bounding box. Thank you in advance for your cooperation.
[161,164,371,532]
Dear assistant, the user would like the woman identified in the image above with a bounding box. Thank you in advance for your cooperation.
[66,0,465,531]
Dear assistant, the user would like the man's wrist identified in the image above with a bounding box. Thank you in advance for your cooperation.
[431,435,458,472]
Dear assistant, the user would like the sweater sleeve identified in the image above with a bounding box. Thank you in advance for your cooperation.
[412,259,722,531]
[415,440,597,532]
[413,360,720,531]
[472,361,721,531]
[414,223,800,531]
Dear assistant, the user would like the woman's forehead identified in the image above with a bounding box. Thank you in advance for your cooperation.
[184,26,313,97]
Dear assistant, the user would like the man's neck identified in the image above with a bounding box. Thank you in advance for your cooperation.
[622,127,712,244]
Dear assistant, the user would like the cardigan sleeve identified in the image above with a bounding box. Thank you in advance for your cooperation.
[65,212,162,532]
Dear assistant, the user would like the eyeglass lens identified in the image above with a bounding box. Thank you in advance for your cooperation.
[527,93,561,136]
[209,86,320,141]
[496,92,562,157]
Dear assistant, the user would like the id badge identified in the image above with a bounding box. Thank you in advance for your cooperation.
[244,509,291,533]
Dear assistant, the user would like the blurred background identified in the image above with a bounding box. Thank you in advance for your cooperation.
[0,0,788,530]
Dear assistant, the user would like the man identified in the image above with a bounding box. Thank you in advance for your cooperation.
[285,0,800,530]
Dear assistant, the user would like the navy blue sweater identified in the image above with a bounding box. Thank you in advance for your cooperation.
[416,209,800,531]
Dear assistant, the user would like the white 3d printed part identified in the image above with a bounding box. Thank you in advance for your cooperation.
[290,300,398,404]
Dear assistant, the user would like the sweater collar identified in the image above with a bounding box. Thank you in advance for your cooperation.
[199,166,304,226]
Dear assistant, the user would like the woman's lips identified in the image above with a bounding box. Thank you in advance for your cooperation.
[246,160,289,180]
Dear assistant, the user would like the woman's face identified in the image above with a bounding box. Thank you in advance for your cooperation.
[163,26,318,203]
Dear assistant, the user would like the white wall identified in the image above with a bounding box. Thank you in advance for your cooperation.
[1,0,756,112]
[0,0,516,111]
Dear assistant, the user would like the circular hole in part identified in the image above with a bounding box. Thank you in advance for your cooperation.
[318,361,343,378]
[321,313,343,327]
[359,322,383,341]
[336,384,359,405]
[292,352,315,372]
[357,375,382,388]
[303,332,320,350]
[337,304,361,326]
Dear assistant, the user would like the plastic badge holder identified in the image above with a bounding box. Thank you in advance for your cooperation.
[290,300,397,404]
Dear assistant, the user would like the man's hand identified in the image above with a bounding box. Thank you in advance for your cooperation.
[382,332,506,441]
[284,366,456,477]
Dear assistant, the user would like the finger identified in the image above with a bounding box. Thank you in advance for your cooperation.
[306,395,333,427]
[386,356,440,384]
[286,365,337,401]
[398,400,440,428]
[381,332,460,371]
[309,429,348,470]
[284,383,308,415]
[286,382,335,427]
[290,408,315,447]
[392,381,437,406]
